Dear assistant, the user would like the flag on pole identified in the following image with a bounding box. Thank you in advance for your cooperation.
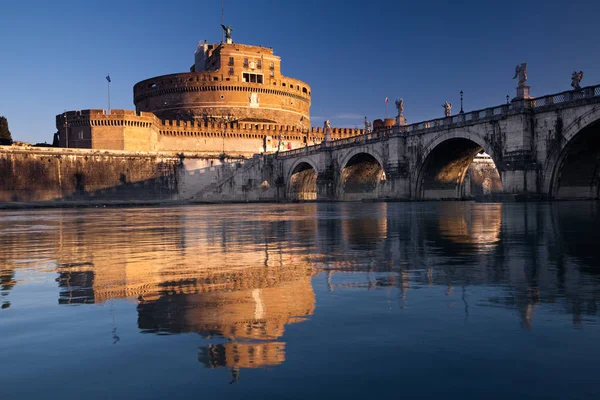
[385,97,388,103]
[106,74,111,83]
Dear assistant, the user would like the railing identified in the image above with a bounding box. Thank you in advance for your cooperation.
[277,83,600,158]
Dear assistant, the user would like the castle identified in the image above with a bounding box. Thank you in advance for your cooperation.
[56,33,361,157]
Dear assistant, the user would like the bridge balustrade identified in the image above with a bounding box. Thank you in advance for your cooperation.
[276,83,600,158]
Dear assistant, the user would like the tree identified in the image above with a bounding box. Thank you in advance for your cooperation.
[0,116,13,145]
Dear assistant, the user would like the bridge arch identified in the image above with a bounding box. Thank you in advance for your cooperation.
[287,158,319,201]
[338,148,387,201]
[415,132,503,200]
[544,107,600,199]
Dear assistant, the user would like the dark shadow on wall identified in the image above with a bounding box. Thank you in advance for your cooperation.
[1,173,178,203]
[61,174,178,202]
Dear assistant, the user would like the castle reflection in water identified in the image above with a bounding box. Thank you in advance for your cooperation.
[1,202,600,372]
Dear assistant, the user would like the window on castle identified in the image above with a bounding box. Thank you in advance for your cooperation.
[257,60,262,69]
[242,73,263,84]
[269,62,274,70]
[228,57,234,66]
[243,58,249,67]
[270,71,274,78]
[229,67,234,75]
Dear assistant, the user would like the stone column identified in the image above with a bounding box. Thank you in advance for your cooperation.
[385,135,411,199]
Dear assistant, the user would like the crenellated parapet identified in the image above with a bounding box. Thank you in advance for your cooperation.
[157,120,360,148]
[57,109,161,129]
[310,126,365,138]
[56,109,162,152]
[161,119,309,141]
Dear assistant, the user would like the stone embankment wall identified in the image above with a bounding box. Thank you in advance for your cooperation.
[0,146,255,204]
[0,146,182,202]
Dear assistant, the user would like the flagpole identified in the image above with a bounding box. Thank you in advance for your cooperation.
[107,75,111,113]
[222,0,225,42]
[385,98,388,118]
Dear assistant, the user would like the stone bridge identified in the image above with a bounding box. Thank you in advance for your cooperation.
[275,84,600,201]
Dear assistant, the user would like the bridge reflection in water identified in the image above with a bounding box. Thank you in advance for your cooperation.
[1,202,599,377]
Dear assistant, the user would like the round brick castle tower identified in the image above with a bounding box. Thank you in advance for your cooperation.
[133,41,311,128]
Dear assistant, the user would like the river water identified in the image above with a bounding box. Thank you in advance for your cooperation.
[1,202,599,399]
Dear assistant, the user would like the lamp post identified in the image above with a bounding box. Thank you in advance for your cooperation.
[459,90,464,114]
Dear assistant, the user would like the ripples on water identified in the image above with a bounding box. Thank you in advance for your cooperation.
[1,202,599,399]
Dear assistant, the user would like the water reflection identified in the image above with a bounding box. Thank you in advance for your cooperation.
[312,202,600,328]
[0,207,317,376]
[1,201,600,378]
[437,203,501,251]
[0,267,15,309]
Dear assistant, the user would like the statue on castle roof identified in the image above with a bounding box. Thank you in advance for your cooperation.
[571,71,584,90]
[221,24,233,43]
[513,63,528,87]
[395,98,404,116]
[364,116,372,134]
[442,101,452,117]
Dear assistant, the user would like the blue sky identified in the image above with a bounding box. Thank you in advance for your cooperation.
[1,0,599,143]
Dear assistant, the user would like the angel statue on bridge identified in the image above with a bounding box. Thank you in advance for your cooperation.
[364,117,372,134]
[395,98,404,116]
[442,101,452,117]
[571,71,584,90]
[513,63,528,87]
